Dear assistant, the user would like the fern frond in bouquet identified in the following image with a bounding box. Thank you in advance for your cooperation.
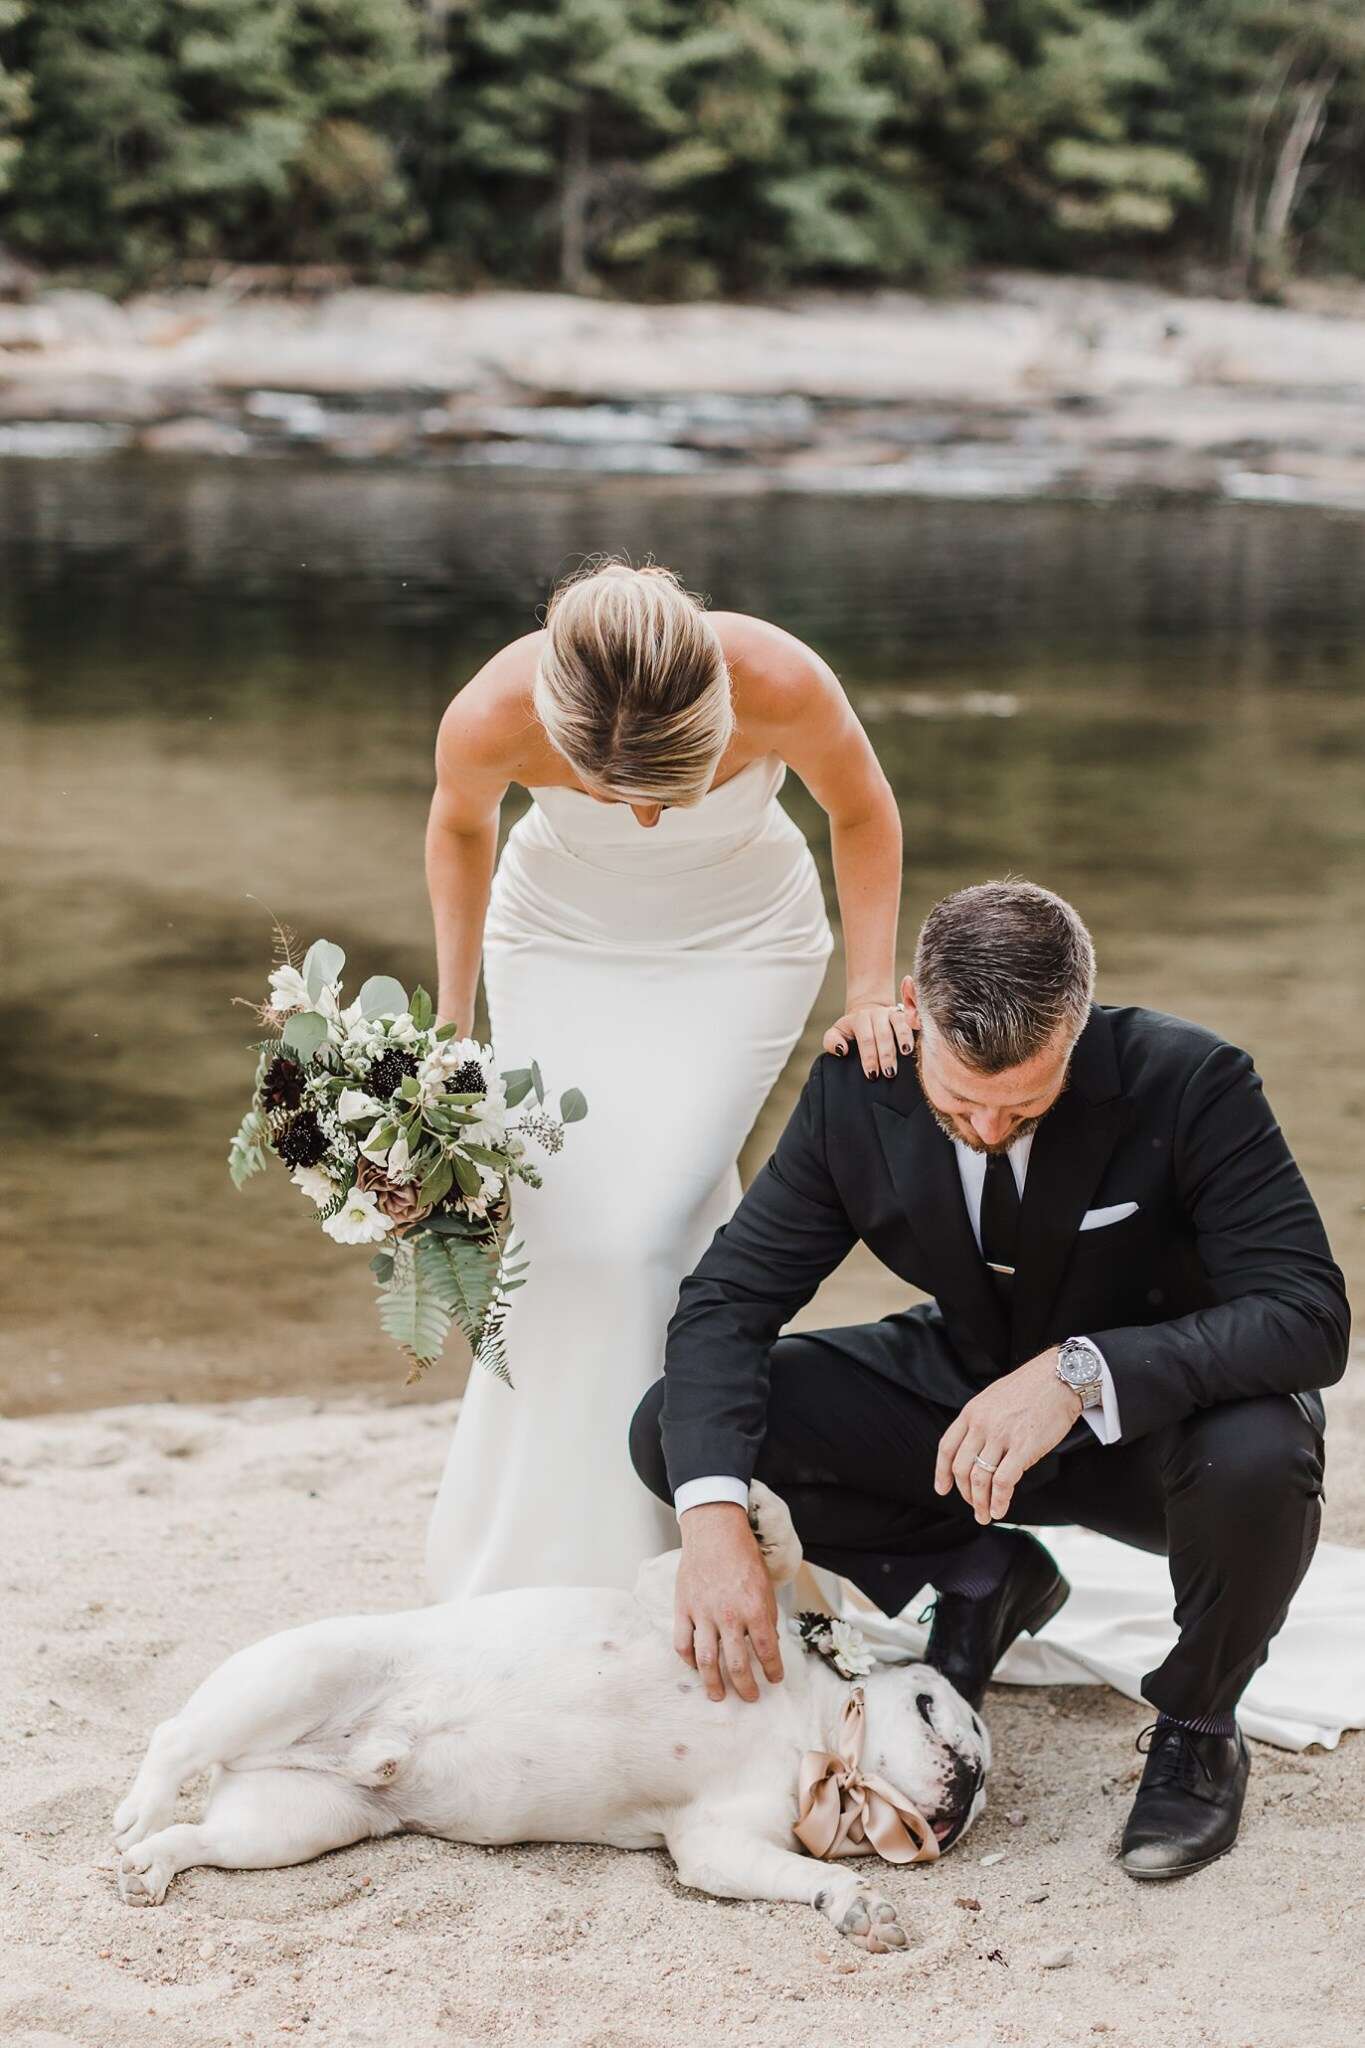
[228,938,585,1385]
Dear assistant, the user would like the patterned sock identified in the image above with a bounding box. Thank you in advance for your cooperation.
[930,1528,1019,1600]
[1156,1708,1238,1740]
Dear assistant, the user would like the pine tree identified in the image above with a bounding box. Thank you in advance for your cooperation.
[1,0,433,282]
[0,2,27,203]
[430,0,690,292]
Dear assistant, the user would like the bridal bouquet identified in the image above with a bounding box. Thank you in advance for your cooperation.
[228,930,585,1385]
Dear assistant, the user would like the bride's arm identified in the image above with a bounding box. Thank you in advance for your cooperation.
[721,615,910,1080]
[425,657,521,1031]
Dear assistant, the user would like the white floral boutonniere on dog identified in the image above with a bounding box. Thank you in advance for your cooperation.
[791,1612,877,1682]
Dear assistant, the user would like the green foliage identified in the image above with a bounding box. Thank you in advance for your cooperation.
[356,973,408,1018]
[2,0,1362,299]
[377,1235,453,1373]
[411,1229,514,1385]
[281,1009,328,1060]
[1,0,431,281]
[228,1105,269,1187]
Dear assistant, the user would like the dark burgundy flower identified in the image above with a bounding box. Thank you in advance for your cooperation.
[261,1054,305,1111]
[446,1059,486,1095]
[367,1047,419,1100]
[276,1111,328,1169]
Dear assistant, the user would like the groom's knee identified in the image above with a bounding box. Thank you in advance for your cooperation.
[629,1379,671,1504]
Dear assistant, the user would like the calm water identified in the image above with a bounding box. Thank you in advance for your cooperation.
[3,458,1363,1414]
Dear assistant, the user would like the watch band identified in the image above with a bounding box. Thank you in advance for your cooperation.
[1057,1337,1104,1409]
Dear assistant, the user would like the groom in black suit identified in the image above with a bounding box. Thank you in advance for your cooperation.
[630,881,1349,1880]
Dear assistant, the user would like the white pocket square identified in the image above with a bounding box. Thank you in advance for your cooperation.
[1078,1201,1139,1232]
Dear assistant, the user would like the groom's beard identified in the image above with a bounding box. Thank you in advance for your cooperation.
[913,1042,1046,1157]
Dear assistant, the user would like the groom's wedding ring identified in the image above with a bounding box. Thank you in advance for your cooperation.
[973,1455,1000,1473]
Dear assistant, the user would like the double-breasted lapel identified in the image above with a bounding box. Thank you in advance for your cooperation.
[1009,1010,1130,1362]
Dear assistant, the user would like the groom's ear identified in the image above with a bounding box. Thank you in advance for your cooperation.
[901,974,921,1031]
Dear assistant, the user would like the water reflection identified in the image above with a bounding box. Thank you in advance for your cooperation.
[2,460,1361,1414]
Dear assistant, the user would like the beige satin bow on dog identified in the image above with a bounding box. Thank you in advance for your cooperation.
[793,1685,941,1865]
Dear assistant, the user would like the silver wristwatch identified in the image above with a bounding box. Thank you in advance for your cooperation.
[1056,1336,1104,1410]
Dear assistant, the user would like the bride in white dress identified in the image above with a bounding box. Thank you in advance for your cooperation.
[424,561,908,1601]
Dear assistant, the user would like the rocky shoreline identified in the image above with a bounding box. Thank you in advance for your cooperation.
[2,271,1365,507]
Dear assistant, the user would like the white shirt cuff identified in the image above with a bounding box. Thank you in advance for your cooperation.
[673,1476,749,1520]
[1072,1337,1121,1444]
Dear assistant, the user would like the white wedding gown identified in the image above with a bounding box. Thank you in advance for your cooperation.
[425,755,833,1602]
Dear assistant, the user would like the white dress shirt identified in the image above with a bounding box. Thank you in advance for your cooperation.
[674,1128,1121,1518]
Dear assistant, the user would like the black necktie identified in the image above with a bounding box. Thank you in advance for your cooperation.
[980,1152,1020,1293]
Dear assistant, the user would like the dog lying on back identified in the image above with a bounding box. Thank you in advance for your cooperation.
[113,1484,989,1951]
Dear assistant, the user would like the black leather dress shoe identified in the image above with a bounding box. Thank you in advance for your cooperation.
[1119,1722,1250,1881]
[922,1530,1070,1710]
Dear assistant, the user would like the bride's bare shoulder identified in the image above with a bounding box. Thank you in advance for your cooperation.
[711,611,840,726]
[435,632,549,790]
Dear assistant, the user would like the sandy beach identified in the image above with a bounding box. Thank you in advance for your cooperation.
[4,1369,1362,2048]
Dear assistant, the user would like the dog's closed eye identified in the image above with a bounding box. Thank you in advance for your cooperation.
[915,1692,937,1726]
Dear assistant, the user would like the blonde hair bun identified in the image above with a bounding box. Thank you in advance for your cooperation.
[534,558,733,807]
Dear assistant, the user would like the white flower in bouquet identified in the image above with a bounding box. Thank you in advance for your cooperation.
[463,1073,509,1149]
[291,1165,338,1208]
[321,1185,393,1246]
[232,930,586,1388]
[338,1088,383,1124]
[268,964,312,1014]
[359,1119,396,1167]
[385,1130,418,1185]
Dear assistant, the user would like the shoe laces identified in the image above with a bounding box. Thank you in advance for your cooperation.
[1135,1720,1215,1792]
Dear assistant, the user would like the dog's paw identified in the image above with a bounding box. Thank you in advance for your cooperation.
[117,1840,174,1907]
[823,1884,909,1955]
[113,1783,175,1854]
[747,1482,802,1585]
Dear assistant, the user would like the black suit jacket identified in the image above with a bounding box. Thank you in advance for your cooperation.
[660,1006,1350,1494]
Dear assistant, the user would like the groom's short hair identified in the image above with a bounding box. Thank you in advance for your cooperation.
[914,881,1096,1074]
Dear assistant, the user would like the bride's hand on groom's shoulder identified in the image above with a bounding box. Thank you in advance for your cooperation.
[823,997,914,1081]
[675,1504,784,1705]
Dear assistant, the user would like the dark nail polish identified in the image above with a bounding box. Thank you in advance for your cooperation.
[882,1065,895,1079]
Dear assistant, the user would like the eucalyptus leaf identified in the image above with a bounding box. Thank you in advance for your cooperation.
[502,1069,534,1108]
[531,1060,544,1104]
[370,1252,395,1282]
[358,974,409,1020]
[302,938,345,1002]
[227,1109,269,1189]
[398,1074,421,1100]
[435,1022,459,1041]
[282,1010,328,1061]
[559,1087,588,1124]
[410,985,434,1031]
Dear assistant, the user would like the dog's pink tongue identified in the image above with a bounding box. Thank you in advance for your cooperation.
[932,1819,955,1844]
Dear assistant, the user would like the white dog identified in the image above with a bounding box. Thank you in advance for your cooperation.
[113,1485,989,1950]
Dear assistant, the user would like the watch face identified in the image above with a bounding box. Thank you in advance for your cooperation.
[1061,1344,1100,1388]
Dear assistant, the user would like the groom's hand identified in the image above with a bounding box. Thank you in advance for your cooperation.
[934,1349,1082,1525]
[675,1503,784,1704]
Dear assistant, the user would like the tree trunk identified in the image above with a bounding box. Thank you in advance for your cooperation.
[1257,67,1336,286]
[560,104,592,294]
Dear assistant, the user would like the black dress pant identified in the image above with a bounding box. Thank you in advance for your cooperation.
[630,1319,1325,1719]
